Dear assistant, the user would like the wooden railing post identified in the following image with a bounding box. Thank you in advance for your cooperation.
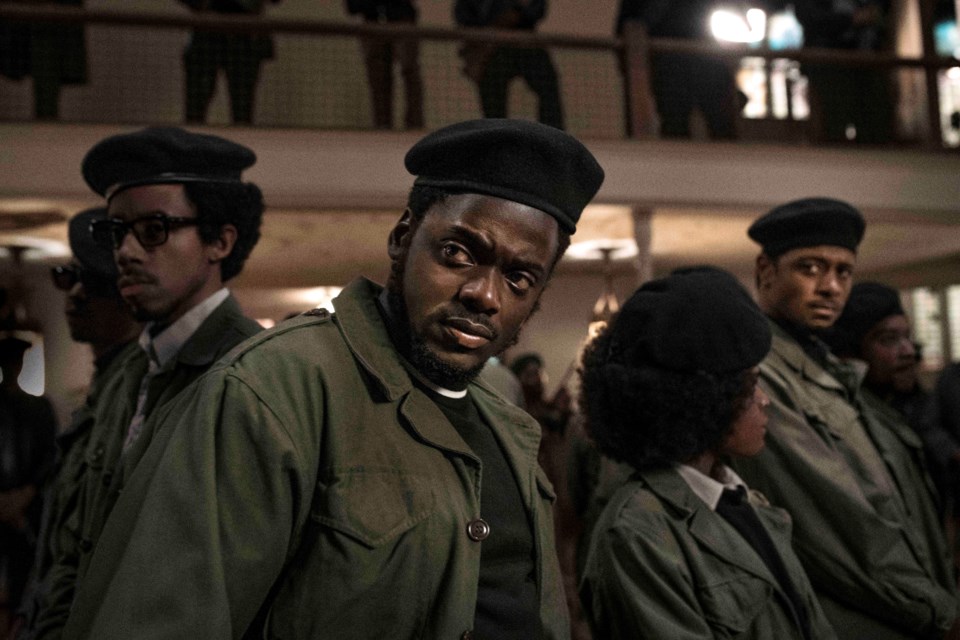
[622,22,657,139]
[919,0,944,148]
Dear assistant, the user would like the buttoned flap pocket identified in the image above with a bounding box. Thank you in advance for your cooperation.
[803,399,859,442]
[698,572,773,636]
[311,466,437,548]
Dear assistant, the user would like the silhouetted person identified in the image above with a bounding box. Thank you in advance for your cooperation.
[14,208,141,640]
[455,0,564,129]
[182,0,282,125]
[346,0,424,130]
[0,336,56,634]
[793,0,894,143]
[0,0,87,120]
[616,0,738,139]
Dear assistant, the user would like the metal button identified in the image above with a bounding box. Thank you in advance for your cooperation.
[466,518,490,542]
[460,631,474,640]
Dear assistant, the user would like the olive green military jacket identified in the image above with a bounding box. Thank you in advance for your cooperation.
[17,340,139,637]
[61,278,569,640]
[859,388,957,597]
[33,294,262,640]
[580,467,836,640]
[733,323,957,639]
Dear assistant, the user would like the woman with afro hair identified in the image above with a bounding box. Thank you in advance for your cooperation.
[578,269,836,640]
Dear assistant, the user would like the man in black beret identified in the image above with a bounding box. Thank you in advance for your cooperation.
[15,208,141,639]
[32,126,264,638]
[61,118,603,640]
[733,199,960,639]
[824,282,956,628]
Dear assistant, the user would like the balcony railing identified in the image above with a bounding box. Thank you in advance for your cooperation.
[0,4,957,149]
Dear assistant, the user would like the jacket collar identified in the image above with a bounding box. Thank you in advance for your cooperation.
[165,293,254,369]
[768,320,855,396]
[333,278,542,470]
[639,467,779,586]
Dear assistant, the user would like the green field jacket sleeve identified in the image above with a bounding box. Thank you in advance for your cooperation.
[733,325,957,639]
[61,278,568,640]
[580,468,836,640]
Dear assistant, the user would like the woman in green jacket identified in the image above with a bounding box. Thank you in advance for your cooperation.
[579,269,837,640]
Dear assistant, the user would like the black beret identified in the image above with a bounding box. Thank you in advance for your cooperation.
[69,207,117,280]
[826,281,905,356]
[748,197,865,257]
[606,269,771,374]
[82,126,256,200]
[405,119,604,234]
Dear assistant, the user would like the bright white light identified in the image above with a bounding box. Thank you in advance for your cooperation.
[948,66,960,80]
[711,8,767,44]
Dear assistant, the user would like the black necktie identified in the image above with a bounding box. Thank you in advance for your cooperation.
[716,487,811,640]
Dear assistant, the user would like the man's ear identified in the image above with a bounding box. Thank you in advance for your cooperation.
[755,253,775,290]
[388,209,414,261]
[206,223,238,264]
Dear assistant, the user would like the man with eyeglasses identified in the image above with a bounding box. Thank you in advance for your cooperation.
[14,208,140,640]
[27,127,263,639]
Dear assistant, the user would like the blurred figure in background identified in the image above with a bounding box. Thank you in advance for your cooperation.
[0,336,56,636]
[345,0,424,130]
[0,0,87,120]
[615,0,739,139]
[793,0,894,143]
[181,0,283,125]
[826,281,955,603]
[13,208,141,640]
[455,0,564,129]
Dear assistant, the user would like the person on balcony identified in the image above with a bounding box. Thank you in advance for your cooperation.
[455,0,564,130]
[345,0,424,130]
[615,0,739,139]
[181,0,282,125]
[793,0,894,144]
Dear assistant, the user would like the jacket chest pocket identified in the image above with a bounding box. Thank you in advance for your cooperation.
[698,572,773,637]
[803,400,860,444]
[312,466,438,547]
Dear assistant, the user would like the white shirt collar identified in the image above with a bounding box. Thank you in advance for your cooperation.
[139,288,230,368]
[675,463,748,511]
[405,364,468,399]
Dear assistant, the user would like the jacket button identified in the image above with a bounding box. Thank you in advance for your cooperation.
[79,538,93,553]
[466,518,490,542]
[460,631,474,640]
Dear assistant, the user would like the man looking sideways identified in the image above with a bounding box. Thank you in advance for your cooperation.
[31,127,264,639]
[733,198,959,640]
[15,207,141,640]
[61,118,604,640]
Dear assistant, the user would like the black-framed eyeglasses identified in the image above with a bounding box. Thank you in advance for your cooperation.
[90,214,199,250]
[50,264,117,296]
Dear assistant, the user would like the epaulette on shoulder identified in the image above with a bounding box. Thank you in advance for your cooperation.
[223,308,334,364]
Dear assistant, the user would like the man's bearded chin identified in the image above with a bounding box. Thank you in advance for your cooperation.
[385,251,515,391]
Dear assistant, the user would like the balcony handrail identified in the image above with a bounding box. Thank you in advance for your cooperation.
[1,4,957,71]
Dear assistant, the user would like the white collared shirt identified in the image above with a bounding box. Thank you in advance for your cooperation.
[675,463,749,511]
[124,288,230,452]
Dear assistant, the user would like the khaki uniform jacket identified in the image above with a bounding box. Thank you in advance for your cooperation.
[61,278,569,640]
[580,467,837,640]
[733,323,957,639]
[859,388,957,597]
[18,340,139,637]
[33,294,261,640]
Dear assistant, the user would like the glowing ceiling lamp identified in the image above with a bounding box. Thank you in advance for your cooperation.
[711,8,767,44]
